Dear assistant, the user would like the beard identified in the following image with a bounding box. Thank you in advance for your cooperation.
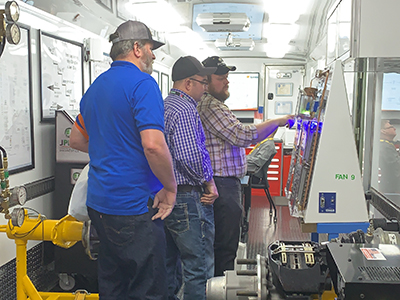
[140,51,153,74]
[208,85,230,102]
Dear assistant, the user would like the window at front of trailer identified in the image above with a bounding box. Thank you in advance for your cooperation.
[371,71,400,199]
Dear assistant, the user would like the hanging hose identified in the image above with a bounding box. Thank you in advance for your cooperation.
[0,146,11,218]
[0,36,5,59]
[0,146,5,194]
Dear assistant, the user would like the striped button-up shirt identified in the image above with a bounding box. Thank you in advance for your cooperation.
[197,92,258,178]
[164,89,213,185]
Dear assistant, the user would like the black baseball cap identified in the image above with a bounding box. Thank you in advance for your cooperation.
[202,56,237,75]
[109,20,164,50]
[172,56,217,82]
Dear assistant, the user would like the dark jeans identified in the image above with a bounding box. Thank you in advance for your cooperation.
[164,190,215,300]
[213,176,243,276]
[88,204,167,300]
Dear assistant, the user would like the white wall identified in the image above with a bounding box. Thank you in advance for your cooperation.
[0,1,174,266]
[0,0,322,266]
[222,57,307,122]
[0,3,59,265]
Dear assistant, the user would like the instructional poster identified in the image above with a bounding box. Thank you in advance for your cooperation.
[40,32,83,120]
[0,27,34,173]
[89,54,112,84]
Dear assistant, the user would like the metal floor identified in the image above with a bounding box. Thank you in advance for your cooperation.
[243,195,311,300]
[245,195,310,260]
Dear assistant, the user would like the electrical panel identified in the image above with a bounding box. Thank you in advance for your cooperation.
[285,61,368,224]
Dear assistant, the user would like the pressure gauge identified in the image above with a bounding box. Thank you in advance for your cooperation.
[5,1,20,22]
[5,23,20,45]
[15,186,27,205]
[11,207,25,227]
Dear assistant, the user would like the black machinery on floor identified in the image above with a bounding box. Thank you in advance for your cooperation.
[206,219,400,300]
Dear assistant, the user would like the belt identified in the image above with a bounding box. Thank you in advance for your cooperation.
[177,185,203,193]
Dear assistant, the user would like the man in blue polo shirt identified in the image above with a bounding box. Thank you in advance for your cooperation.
[69,20,177,300]
[163,56,218,300]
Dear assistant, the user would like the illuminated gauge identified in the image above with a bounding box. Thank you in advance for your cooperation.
[16,186,27,205]
[318,122,323,133]
[5,1,20,22]
[11,207,25,227]
[303,120,309,130]
[5,23,21,45]
[310,121,318,133]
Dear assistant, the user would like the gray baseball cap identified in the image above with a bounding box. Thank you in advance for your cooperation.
[109,20,165,50]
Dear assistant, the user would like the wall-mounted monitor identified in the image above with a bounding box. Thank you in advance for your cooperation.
[225,72,259,111]
[382,73,400,111]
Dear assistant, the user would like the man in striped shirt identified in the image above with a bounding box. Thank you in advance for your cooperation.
[163,56,219,300]
[198,56,292,276]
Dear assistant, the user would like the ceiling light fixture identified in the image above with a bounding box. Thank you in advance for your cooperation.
[167,28,216,59]
[126,0,184,33]
[215,33,255,51]
[262,0,311,57]
[263,23,299,58]
[264,0,312,23]
[264,44,289,58]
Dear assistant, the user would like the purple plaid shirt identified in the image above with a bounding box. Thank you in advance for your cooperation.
[197,92,259,178]
[164,88,213,185]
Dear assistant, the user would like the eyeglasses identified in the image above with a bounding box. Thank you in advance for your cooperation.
[384,125,395,129]
[189,78,208,86]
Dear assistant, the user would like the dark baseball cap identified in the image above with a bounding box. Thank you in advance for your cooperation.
[202,56,237,75]
[109,20,164,50]
[172,56,217,82]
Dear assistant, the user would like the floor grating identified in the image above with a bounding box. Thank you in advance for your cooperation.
[246,195,310,261]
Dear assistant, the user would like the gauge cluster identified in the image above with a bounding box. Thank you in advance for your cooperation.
[0,1,21,58]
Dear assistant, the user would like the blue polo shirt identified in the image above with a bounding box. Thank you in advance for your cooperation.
[78,61,164,215]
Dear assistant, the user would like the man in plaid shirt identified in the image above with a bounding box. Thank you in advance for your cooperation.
[198,56,292,276]
[164,56,219,300]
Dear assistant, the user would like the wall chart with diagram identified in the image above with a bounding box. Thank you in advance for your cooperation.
[89,54,112,84]
[0,26,34,173]
[39,31,83,121]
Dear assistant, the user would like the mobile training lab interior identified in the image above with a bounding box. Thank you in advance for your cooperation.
[1,0,400,299]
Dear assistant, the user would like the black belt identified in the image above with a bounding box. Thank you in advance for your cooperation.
[177,185,203,193]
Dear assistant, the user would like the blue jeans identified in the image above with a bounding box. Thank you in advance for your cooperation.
[88,204,167,300]
[213,177,243,276]
[164,190,215,300]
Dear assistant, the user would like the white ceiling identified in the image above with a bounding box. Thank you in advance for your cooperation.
[168,0,337,61]
[28,0,338,63]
